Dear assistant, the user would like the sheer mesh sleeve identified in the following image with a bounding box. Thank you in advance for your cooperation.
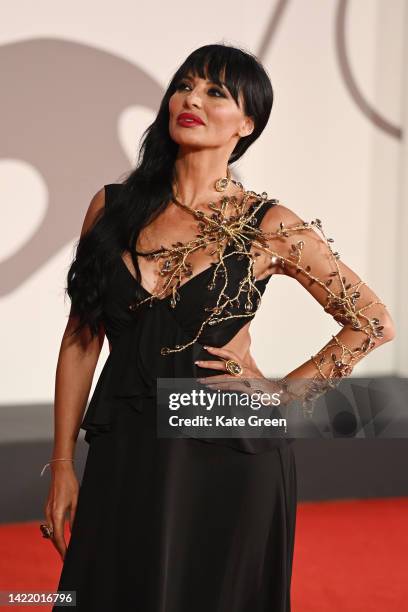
[254,203,395,416]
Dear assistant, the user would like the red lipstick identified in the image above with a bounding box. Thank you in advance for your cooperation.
[177,112,205,127]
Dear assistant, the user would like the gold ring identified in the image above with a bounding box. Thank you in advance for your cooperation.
[225,359,243,377]
[40,523,54,539]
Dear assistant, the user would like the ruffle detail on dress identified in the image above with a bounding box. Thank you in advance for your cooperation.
[81,302,202,443]
[81,301,292,453]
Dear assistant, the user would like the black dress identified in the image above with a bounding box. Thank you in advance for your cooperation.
[53,183,297,612]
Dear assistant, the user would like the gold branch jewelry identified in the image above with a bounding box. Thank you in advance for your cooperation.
[128,176,273,355]
[127,177,389,414]
[259,216,388,417]
[215,166,232,192]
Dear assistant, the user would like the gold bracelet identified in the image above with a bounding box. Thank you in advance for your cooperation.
[40,458,74,477]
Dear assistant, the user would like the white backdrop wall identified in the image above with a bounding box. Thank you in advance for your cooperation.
[0,0,406,405]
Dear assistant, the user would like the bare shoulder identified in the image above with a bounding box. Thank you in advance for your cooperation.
[261,201,305,231]
[79,186,106,237]
[254,200,325,278]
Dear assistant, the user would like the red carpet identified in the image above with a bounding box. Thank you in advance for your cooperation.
[0,497,407,611]
[291,497,408,611]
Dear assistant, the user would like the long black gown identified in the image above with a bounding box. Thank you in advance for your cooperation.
[53,183,297,612]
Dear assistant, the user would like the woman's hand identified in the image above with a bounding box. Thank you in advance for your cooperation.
[194,344,288,412]
[195,345,266,392]
[43,463,79,561]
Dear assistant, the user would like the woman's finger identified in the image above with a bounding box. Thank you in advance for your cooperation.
[198,374,250,387]
[200,380,251,393]
[69,501,77,533]
[44,503,54,542]
[198,375,248,385]
[51,507,67,561]
[197,373,252,389]
[195,359,227,371]
[203,345,238,361]
[197,373,235,384]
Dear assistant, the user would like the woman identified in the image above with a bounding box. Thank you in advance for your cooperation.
[42,43,395,611]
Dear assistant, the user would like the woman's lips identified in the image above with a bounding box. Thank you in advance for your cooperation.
[177,118,203,127]
[177,113,205,127]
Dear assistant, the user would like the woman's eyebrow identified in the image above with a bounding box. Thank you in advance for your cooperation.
[183,74,227,88]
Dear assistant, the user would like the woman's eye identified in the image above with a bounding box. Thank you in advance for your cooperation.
[208,87,225,98]
[176,82,190,91]
[175,82,226,98]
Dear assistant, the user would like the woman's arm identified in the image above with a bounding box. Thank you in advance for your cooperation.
[52,187,107,460]
[196,202,396,416]
[52,313,105,462]
[44,187,106,560]
[257,203,396,413]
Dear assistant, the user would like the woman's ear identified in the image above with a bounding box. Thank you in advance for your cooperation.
[239,116,255,138]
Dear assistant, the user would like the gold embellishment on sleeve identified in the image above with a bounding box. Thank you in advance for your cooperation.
[269,218,386,339]
[258,217,388,417]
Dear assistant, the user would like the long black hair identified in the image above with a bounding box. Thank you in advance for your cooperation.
[66,43,274,339]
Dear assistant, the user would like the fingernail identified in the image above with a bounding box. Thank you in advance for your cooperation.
[194,360,201,364]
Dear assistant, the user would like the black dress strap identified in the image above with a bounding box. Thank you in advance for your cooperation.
[103,183,123,211]
[252,198,279,228]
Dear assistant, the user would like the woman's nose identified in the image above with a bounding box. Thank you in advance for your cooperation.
[184,91,202,108]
